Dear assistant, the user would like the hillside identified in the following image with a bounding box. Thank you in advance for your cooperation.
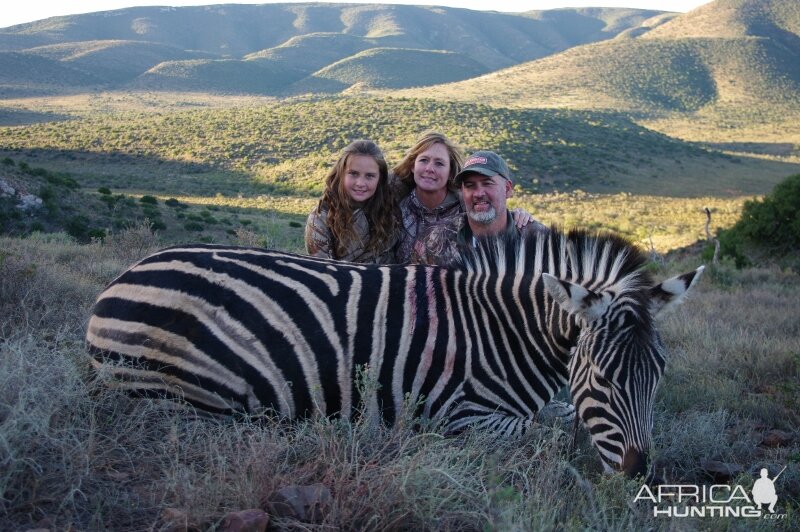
[133,58,308,94]
[398,34,800,113]
[305,48,489,91]
[3,96,797,198]
[0,52,101,97]
[0,3,666,96]
[23,41,219,84]
[396,0,800,113]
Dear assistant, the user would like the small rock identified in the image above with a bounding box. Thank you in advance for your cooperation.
[761,430,793,448]
[265,484,331,523]
[699,459,743,483]
[159,507,199,532]
[0,178,15,196]
[222,509,269,532]
[17,193,43,211]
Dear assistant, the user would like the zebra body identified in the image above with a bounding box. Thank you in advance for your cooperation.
[87,229,702,477]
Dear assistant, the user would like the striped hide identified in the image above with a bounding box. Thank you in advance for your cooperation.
[87,228,703,478]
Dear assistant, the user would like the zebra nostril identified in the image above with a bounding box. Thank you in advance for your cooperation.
[622,447,649,479]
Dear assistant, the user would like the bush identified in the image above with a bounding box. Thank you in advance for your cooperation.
[719,173,800,266]
[2,157,14,166]
[140,195,158,205]
[184,221,204,232]
[98,187,112,195]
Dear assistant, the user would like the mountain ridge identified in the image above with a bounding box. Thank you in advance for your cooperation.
[0,3,670,96]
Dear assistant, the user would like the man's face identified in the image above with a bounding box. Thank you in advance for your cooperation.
[461,172,512,225]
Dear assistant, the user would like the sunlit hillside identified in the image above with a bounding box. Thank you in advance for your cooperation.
[394,0,800,150]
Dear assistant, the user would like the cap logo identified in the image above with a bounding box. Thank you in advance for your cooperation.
[465,156,487,167]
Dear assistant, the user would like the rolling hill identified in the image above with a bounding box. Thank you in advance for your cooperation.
[0,3,668,96]
[398,0,800,114]
[304,48,489,91]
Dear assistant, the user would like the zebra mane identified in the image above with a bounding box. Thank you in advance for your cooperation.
[457,226,656,328]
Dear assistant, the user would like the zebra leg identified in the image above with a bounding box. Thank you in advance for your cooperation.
[443,403,533,438]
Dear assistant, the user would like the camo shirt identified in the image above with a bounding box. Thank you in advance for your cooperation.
[305,204,396,264]
[396,189,464,265]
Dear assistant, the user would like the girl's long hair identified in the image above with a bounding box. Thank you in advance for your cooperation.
[319,140,397,259]
[392,131,465,194]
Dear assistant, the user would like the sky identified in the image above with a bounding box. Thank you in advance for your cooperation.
[2,1,712,29]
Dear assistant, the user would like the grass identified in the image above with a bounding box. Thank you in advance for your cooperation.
[3,94,798,199]
[0,224,798,530]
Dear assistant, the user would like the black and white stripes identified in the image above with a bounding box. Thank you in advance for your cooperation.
[87,229,702,478]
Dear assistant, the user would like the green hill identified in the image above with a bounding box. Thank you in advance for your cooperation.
[244,32,376,73]
[397,0,800,116]
[24,40,219,83]
[521,7,672,44]
[133,59,307,94]
[0,52,101,97]
[0,3,665,96]
[304,48,489,91]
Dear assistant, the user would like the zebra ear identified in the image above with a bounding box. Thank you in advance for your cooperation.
[649,266,705,317]
[542,273,609,324]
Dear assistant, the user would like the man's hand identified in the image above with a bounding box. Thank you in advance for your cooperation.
[511,208,533,229]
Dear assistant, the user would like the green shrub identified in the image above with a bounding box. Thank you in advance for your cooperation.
[184,221,204,232]
[139,195,158,205]
[289,221,302,228]
[2,157,14,166]
[65,216,90,242]
[164,198,181,207]
[98,187,112,195]
[87,228,106,240]
[719,173,800,266]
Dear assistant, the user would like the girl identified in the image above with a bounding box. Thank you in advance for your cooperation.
[305,140,397,263]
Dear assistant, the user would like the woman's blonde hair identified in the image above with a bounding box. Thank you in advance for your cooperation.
[319,140,397,259]
[392,131,465,193]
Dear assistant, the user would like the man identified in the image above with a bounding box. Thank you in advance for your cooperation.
[454,150,546,245]
[453,150,573,425]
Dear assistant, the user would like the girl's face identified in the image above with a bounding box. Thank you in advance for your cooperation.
[413,142,451,194]
[343,155,381,204]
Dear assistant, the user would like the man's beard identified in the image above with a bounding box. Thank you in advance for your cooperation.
[467,205,497,225]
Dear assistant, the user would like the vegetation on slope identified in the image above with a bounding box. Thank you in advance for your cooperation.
[0,96,729,195]
[244,32,377,73]
[24,40,219,83]
[309,48,489,90]
[398,35,800,113]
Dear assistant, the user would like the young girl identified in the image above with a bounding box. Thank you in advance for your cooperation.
[305,140,397,263]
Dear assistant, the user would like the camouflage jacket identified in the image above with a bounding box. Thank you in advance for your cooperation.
[413,211,549,266]
[396,189,464,265]
[305,204,396,264]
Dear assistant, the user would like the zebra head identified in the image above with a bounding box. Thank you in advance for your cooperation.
[542,266,704,479]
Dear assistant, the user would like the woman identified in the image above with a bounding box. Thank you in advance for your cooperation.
[393,131,532,265]
[305,140,397,263]
[393,131,465,265]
